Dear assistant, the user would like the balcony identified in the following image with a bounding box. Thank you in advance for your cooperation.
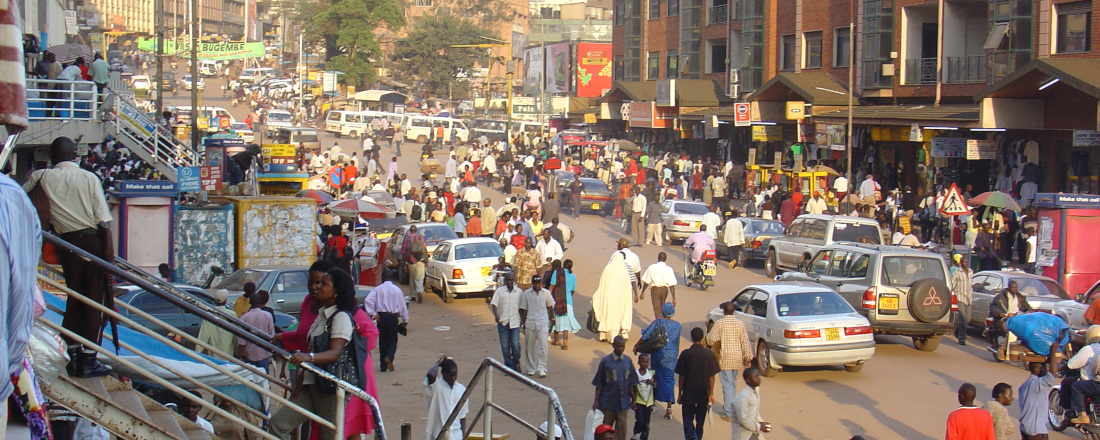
[708,4,727,25]
[945,55,985,84]
[905,58,937,85]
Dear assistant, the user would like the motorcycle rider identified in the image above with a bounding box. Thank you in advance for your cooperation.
[988,280,1034,351]
[1067,326,1100,425]
[682,225,717,280]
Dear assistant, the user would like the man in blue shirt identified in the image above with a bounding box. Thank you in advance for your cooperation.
[592,336,639,440]
[1021,334,1063,435]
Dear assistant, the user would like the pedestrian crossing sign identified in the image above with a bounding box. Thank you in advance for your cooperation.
[939,183,969,216]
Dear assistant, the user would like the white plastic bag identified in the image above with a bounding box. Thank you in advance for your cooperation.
[29,321,68,382]
[583,409,603,440]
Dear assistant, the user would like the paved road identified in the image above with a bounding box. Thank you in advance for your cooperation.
[164,78,1080,440]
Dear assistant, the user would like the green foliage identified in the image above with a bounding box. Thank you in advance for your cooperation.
[390,12,497,98]
[289,0,406,86]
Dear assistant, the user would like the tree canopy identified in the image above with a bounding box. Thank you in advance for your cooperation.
[390,11,500,99]
[293,0,406,86]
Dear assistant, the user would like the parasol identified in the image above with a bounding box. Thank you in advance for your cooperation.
[327,199,395,219]
[840,194,864,205]
[611,139,641,152]
[0,1,27,133]
[812,164,841,177]
[46,43,93,65]
[295,189,334,204]
[967,191,1021,211]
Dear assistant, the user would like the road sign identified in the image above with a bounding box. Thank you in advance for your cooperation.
[734,103,750,127]
[939,183,969,216]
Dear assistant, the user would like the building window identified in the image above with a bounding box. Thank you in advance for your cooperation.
[803,31,822,68]
[614,59,625,80]
[680,0,703,77]
[861,0,894,89]
[740,0,764,92]
[615,0,626,25]
[622,0,643,80]
[835,27,851,67]
[707,39,727,73]
[780,34,796,70]
[648,51,661,78]
[987,0,1031,82]
[668,0,679,16]
[667,49,679,78]
[413,0,432,7]
[1057,2,1091,53]
[650,0,661,19]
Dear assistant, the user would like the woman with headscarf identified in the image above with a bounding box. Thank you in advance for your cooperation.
[591,248,634,342]
[633,302,682,419]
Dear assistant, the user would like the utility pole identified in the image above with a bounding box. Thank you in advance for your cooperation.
[190,0,200,151]
[156,0,164,135]
[844,3,854,212]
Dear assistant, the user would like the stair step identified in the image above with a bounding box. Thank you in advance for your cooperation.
[43,375,185,440]
[146,408,189,440]
[183,428,213,440]
[108,389,152,422]
[69,376,111,400]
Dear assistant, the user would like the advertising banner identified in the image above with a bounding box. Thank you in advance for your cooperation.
[545,42,572,94]
[752,125,781,141]
[629,102,654,128]
[136,38,265,60]
[522,46,544,95]
[575,42,613,98]
[734,102,750,126]
[262,144,297,166]
[931,137,966,158]
[246,0,260,41]
[656,80,676,107]
[966,139,996,160]
[814,123,846,151]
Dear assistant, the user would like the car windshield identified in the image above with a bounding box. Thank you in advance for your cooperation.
[831,222,881,244]
[420,226,459,244]
[231,123,249,130]
[292,132,318,142]
[581,180,608,191]
[268,112,292,122]
[454,243,505,260]
[1012,277,1070,299]
[776,292,855,316]
[750,221,785,235]
[474,120,506,130]
[880,256,946,288]
[556,172,575,181]
[215,269,267,291]
[674,203,710,215]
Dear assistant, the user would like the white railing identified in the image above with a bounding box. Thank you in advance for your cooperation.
[102,94,200,177]
[26,78,100,121]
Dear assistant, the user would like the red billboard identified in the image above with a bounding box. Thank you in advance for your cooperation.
[575,43,613,98]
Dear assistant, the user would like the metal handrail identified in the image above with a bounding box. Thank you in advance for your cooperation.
[26,78,100,121]
[41,232,388,440]
[435,357,573,440]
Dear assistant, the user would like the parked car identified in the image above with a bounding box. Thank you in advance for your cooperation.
[765,215,882,278]
[114,284,296,338]
[779,243,954,351]
[214,266,372,315]
[1053,279,1100,335]
[704,282,875,376]
[387,223,459,285]
[562,178,614,215]
[130,75,151,90]
[425,237,505,303]
[230,122,254,144]
[965,270,1070,328]
[717,217,786,266]
[181,74,204,90]
[660,200,710,243]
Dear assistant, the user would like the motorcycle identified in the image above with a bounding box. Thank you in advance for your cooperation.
[1050,371,1100,438]
[683,247,717,291]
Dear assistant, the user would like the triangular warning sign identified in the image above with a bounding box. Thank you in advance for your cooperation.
[939,183,969,216]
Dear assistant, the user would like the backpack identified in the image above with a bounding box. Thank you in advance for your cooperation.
[410,204,423,221]
[410,236,428,261]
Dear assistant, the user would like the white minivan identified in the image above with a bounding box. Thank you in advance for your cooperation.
[324,110,371,138]
[402,115,470,144]
[239,67,274,84]
[199,60,220,76]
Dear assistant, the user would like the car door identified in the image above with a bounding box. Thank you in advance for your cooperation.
[269,270,309,314]
[814,250,847,291]
[746,290,771,342]
[971,274,1002,323]
[832,251,872,309]
[1071,284,1100,328]
[730,289,760,342]
[428,243,452,289]
[776,220,804,269]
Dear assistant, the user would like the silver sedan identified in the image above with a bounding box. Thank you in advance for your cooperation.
[661,200,709,242]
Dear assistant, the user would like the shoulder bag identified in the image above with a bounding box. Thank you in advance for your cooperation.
[636,321,668,354]
[311,310,368,394]
[551,268,568,316]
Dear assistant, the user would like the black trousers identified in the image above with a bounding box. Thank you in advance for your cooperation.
[377,312,400,367]
[681,401,708,440]
[57,231,109,346]
[634,404,653,440]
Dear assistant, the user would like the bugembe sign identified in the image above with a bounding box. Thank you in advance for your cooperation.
[136,38,265,60]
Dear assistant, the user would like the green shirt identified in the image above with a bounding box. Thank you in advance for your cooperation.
[91,59,110,84]
[640,155,650,168]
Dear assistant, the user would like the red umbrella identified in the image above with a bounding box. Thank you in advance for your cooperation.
[295,189,334,204]
[327,199,395,219]
[967,191,1021,211]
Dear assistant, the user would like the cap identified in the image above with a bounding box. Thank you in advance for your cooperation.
[952,254,962,264]
[594,424,615,435]
[617,238,630,247]
[213,289,229,304]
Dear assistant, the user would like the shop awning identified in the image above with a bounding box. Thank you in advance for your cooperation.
[813,104,979,127]
[675,79,726,107]
[745,72,854,106]
[977,58,1100,100]
[351,89,408,104]
[597,81,657,103]
[678,106,738,120]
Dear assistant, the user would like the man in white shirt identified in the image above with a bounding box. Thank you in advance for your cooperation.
[722,213,745,268]
[534,230,564,273]
[462,182,482,205]
[631,187,647,246]
[858,174,879,208]
[805,192,828,215]
[833,175,849,197]
[424,357,468,440]
[519,275,556,377]
[445,154,458,181]
[702,205,722,239]
[731,368,770,440]
[639,252,677,318]
[490,274,523,371]
[400,174,413,195]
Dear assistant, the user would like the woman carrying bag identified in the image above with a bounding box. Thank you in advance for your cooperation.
[633,303,681,420]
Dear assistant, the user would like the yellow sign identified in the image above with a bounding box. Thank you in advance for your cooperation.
[752,125,782,141]
[262,144,296,157]
[584,113,597,124]
[898,216,911,234]
[785,101,806,120]
[197,117,210,129]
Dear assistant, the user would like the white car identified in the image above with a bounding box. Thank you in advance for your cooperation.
[131,75,151,90]
[425,237,504,303]
[181,75,204,90]
[230,122,254,144]
[1053,279,1100,332]
[265,109,293,135]
[705,282,875,376]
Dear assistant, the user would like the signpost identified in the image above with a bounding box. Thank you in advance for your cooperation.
[939,183,969,251]
[734,103,750,127]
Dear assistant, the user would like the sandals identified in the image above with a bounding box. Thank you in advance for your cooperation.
[664,409,673,419]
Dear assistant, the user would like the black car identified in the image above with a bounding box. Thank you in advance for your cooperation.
[114,284,296,338]
[717,217,786,266]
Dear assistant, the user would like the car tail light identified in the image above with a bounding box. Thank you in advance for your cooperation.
[673,220,692,227]
[951,293,958,311]
[751,239,762,249]
[783,329,821,339]
[452,269,464,279]
[862,287,877,309]
[845,325,873,336]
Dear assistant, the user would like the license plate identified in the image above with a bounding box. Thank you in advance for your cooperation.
[879,295,899,311]
[825,328,840,341]
[591,203,600,209]
[481,267,492,277]
[692,222,700,228]
[702,261,717,276]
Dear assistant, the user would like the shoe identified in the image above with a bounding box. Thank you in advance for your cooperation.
[66,347,81,376]
[561,344,568,350]
[664,409,673,419]
[958,340,966,346]
[75,351,113,378]
[537,370,547,377]
[526,371,535,376]
[382,358,394,372]
[1071,413,1091,424]
[720,416,732,422]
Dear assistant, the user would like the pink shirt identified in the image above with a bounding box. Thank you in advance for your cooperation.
[238,308,274,362]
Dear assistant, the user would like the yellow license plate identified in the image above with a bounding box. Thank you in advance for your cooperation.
[825,328,840,341]
[879,296,899,310]
[692,222,700,228]
[591,203,600,209]
[481,267,492,277]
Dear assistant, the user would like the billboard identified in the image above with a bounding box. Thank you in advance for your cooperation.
[522,46,544,94]
[576,43,612,98]
[545,42,572,94]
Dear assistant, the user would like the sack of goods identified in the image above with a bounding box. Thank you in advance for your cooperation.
[1006,313,1070,356]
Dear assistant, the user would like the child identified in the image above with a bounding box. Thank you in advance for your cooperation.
[632,353,655,440]
[180,391,214,434]
[238,290,274,370]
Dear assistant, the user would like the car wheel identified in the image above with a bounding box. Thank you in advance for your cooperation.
[334,132,342,138]
[912,335,942,352]
[764,250,779,278]
[442,281,454,303]
[737,250,750,268]
[756,342,779,377]
[844,362,864,373]
[416,135,427,143]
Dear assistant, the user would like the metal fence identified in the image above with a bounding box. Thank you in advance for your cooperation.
[905,58,938,85]
[709,4,728,25]
[26,78,100,121]
[945,55,985,84]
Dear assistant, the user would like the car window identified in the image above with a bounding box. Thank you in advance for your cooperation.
[674,203,709,215]
[828,250,850,276]
[831,222,881,244]
[807,220,827,240]
[984,276,1003,292]
[661,201,672,213]
[777,292,856,316]
[750,221,785,235]
[127,292,180,315]
[750,291,770,317]
[434,244,450,261]
[787,220,803,237]
[454,243,504,260]
[216,269,266,291]
[809,250,833,275]
[732,289,754,313]
[1012,278,1071,300]
[879,256,947,287]
[421,226,459,243]
[971,275,989,292]
[272,271,308,294]
[843,253,871,278]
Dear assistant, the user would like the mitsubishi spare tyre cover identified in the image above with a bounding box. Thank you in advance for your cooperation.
[907,278,952,323]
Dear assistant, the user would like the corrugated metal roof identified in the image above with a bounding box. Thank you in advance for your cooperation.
[978,58,1100,100]
[745,72,854,106]
[816,104,979,121]
[597,80,726,107]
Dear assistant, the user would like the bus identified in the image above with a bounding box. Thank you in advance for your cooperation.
[401,115,470,144]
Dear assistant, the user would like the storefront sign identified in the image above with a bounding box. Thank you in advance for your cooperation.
[785,101,806,120]
[262,143,297,167]
[813,123,846,151]
[931,137,966,158]
[654,106,677,128]
[177,166,202,192]
[584,113,597,124]
[966,139,995,160]
[747,148,757,166]
[1073,130,1100,147]
[115,180,179,196]
[752,125,782,141]
[656,80,676,107]
[909,123,924,142]
[118,103,158,137]
[198,166,223,191]
[629,102,653,128]
[513,97,537,115]
[136,38,265,60]
[734,103,750,127]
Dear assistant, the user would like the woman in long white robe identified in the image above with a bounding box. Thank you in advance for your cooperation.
[591,251,634,342]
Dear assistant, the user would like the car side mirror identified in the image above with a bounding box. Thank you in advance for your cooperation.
[1077,293,1087,303]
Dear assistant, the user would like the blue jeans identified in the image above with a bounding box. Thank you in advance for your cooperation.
[496,324,521,371]
[718,370,739,417]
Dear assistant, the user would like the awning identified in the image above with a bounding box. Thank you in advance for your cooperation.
[745,72,854,106]
[351,89,408,104]
[678,106,738,120]
[675,79,726,107]
[813,104,979,127]
[597,81,656,103]
[977,58,1100,100]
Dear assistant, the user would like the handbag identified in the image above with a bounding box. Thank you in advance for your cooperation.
[311,310,368,394]
[586,308,600,334]
[636,323,669,354]
[551,268,567,316]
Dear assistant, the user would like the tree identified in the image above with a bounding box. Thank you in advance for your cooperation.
[291,0,405,86]
[390,12,497,98]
